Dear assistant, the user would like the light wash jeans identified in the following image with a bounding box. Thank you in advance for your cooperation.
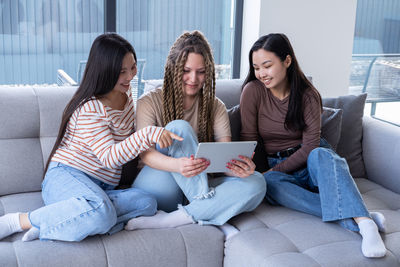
[29,162,157,241]
[133,120,266,225]
[264,139,370,231]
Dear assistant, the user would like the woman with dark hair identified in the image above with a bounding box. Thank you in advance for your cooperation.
[0,33,181,242]
[240,33,386,258]
[125,31,266,238]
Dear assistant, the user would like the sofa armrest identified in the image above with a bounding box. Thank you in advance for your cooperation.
[362,116,400,194]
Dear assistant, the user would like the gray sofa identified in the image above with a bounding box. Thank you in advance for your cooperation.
[0,79,399,266]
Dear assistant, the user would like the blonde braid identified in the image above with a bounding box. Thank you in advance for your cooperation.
[162,34,192,125]
[173,52,188,120]
[198,53,216,142]
[194,31,216,142]
[162,30,216,142]
[162,68,175,126]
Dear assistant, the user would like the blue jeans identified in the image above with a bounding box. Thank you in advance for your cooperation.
[133,120,266,225]
[29,162,157,241]
[264,140,370,231]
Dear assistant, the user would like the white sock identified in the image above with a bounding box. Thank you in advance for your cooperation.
[370,212,386,233]
[0,213,23,240]
[358,219,387,258]
[125,209,194,230]
[22,227,40,242]
[218,223,239,240]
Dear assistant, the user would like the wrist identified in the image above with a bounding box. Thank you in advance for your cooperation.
[171,157,180,173]
[154,127,164,143]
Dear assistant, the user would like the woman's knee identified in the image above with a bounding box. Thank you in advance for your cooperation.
[165,120,192,132]
[307,147,347,173]
[165,120,196,140]
[308,147,338,163]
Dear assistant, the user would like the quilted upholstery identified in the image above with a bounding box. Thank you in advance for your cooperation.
[1,80,399,266]
[0,193,224,267]
[0,85,224,267]
[225,178,400,266]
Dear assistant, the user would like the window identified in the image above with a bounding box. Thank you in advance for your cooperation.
[0,0,239,88]
[0,0,104,85]
[117,0,235,81]
[350,0,400,125]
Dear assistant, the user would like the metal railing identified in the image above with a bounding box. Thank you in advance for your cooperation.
[350,54,400,118]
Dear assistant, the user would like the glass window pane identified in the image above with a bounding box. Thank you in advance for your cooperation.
[350,0,400,125]
[0,0,104,85]
[116,0,235,81]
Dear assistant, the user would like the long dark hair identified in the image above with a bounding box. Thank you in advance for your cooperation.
[242,33,321,132]
[44,33,136,174]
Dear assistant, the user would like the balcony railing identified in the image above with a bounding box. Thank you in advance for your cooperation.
[349,54,400,122]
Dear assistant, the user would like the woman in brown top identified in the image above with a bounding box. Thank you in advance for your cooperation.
[240,33,386,258]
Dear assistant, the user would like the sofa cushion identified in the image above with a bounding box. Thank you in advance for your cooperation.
[227,104,241,141]
[321,107,343,150]
[215,79,243,109]
[225,178,400,267]
[0,192,225,267]
[362,116,400,194]
[0,87,39,139]
[0,86,77,196]
[323,93,367,178]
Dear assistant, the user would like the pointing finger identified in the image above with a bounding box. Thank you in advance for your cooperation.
[169,131,183,141]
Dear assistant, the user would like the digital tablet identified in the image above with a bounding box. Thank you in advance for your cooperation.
[195,141,257,173]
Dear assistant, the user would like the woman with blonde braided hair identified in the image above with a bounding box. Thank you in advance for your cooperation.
[127,31,266,239]
[162,31,215,143]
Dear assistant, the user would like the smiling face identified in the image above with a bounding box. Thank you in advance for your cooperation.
[182,52,206,97]
[112,52,137,94]
[252,49,291,92]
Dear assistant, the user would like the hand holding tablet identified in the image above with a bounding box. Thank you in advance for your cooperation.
[194,141,257,173]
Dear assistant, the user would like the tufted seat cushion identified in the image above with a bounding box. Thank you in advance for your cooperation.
[225,178,400,267]
[0,85,225,267]
[0,191,225,267]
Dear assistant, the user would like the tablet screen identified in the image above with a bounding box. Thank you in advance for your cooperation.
[195,141,257,173]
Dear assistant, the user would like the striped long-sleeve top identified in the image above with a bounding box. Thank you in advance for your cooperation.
[52,93,164,185]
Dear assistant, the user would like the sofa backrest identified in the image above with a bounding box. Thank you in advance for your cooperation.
[0,86,76,196]
[0,79,368,196]
[0,80,242,197]
[0,80,244,196]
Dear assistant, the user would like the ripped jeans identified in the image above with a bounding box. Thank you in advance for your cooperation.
[133,120,266,226]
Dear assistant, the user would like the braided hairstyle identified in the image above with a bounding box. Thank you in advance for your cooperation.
[162,31,216,142]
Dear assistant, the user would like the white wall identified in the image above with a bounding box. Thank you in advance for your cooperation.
[240,0,357,97]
